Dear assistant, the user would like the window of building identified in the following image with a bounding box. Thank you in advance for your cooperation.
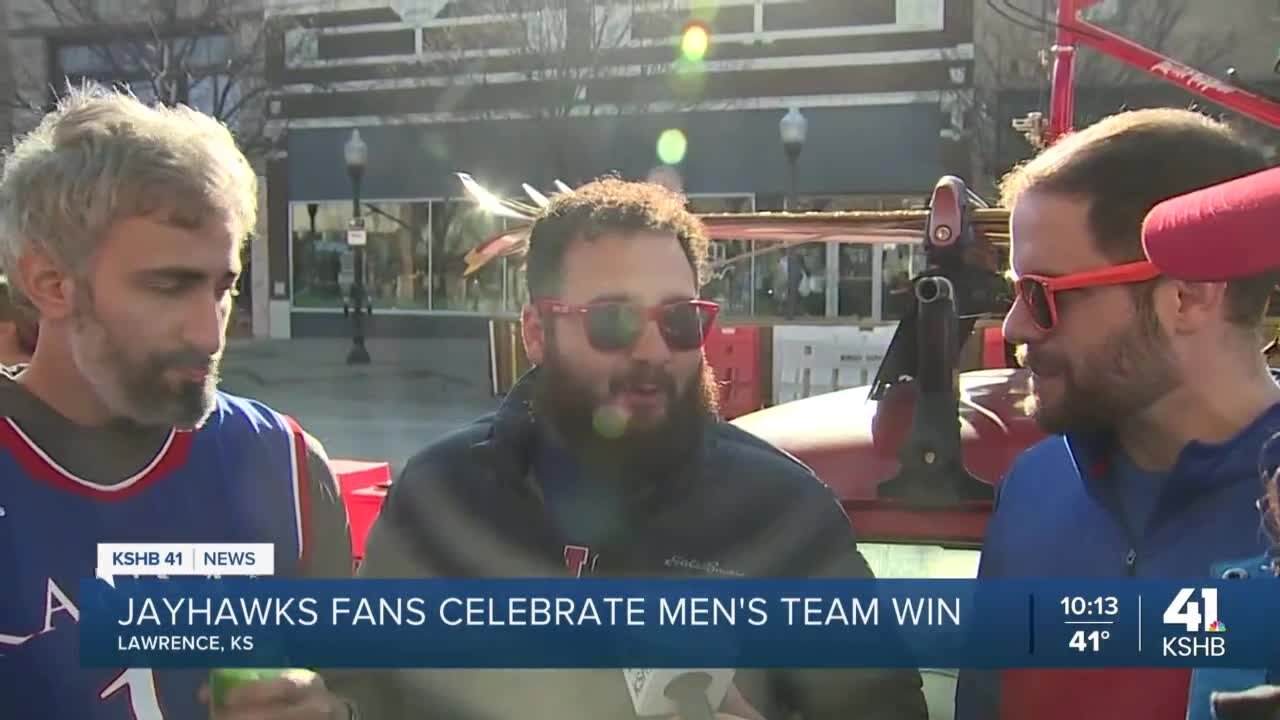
[687,193,932,323]
[289,192,938,324]
[879,243,926,321]
[689,194,757,318]
[688,194,834,321]
[838,243,874,318]
[290,199,521,315]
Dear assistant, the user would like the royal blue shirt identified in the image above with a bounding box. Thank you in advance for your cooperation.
[955,403,1280,720]
[0,393,312,720]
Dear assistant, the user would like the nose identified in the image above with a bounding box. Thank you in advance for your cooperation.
[629,316,673,364]
[184,295,227,358]
[1001,292,1047,348]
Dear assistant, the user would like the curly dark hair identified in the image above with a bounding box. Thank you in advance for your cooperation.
[523,177,710,301]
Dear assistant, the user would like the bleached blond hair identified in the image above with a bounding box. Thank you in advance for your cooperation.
[0,83,257,302]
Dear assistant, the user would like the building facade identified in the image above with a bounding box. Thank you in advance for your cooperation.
[262,0,978,338]
[5,1,1278,339]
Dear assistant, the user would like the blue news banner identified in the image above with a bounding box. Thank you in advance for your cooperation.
[78,578,1280,669]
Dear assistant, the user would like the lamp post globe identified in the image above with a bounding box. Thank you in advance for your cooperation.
[779,107,806,318]
[779,106,806,162]
[344,129,367,176]
[344,129,371,365]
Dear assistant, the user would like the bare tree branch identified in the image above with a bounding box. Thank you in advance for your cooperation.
[8,0,307,163]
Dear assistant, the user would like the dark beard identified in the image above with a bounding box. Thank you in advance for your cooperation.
[73,285,220,430]
[1024,302,1178,435]
[531,350,719,483]
[123,349,220,430]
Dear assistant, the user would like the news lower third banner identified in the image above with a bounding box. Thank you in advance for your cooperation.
[79,575,1280,670]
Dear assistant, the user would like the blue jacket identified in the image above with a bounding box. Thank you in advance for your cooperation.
[955,403,1280,720]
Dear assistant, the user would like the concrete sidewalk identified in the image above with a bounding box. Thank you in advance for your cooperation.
[218,338,501,476]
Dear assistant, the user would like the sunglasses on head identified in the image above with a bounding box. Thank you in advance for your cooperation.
[536,298,720,352]
[1014,260,1162,332]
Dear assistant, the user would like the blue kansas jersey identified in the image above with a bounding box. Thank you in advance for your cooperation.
[0,392,312,720]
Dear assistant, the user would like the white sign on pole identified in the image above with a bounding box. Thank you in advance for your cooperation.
[346,229,367,246]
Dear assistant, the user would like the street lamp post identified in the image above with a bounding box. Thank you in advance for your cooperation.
[779,107,807,319]
[344,129,371,365]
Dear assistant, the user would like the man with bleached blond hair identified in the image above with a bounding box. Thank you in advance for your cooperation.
[0,85,358,720]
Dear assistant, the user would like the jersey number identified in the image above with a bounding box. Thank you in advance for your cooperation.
[101,668,164,719]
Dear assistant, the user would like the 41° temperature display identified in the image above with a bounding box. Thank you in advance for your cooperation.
[1069,629,1111,652]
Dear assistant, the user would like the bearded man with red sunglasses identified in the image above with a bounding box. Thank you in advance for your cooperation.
[954,108,1280,720]
[349,178,928,720]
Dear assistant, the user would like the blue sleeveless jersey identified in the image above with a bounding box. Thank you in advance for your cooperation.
[0,392,312,720]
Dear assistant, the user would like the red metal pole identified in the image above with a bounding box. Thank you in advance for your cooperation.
[1044,0,1280,143]
[1046,0,1081,144]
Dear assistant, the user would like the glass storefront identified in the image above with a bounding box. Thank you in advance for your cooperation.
[291,199,524,314]
[288,192,928,323]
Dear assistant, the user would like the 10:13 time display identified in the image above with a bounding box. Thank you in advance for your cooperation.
[1060,596,1119,616]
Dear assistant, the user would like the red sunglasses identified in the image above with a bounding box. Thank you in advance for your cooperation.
[1014,260,1162,331]
[536,298,720,352]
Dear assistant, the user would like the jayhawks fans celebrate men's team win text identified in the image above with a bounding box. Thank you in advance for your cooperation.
[0,86,356,720]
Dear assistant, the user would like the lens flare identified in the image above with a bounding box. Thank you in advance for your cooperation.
[680,23,709,62]
[593,405,629,439]
[656,129,687,165]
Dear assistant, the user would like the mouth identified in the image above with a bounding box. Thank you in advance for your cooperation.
[618,384,665,408]
[1022,353,1061,378]
[173,366,212,383]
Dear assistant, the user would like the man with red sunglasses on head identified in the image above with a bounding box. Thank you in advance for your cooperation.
[348,178,928,720]
[954,108,1280,720]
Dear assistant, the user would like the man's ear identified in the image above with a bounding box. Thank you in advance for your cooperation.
[1164,280,1226,335]
[521,303,546,365]
[16,251,76,321]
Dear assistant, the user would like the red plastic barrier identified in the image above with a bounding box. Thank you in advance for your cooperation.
[331,459,391,498]
[347,485,389,564]
[704,325,765,419]
[331,459,392,565]
[982,326,1008,369]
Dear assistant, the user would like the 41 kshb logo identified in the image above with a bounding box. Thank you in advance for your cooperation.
[1161,588,1226,657]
